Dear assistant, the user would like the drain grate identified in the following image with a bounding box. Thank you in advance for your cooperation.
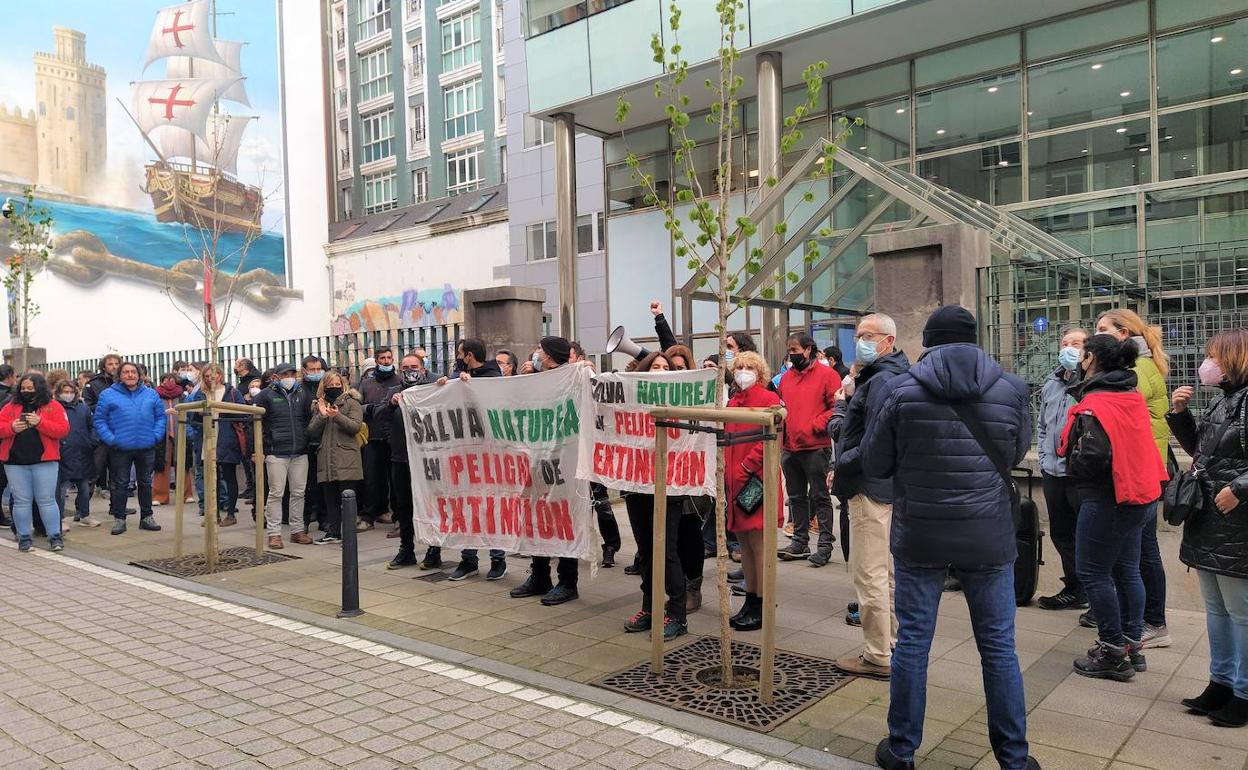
[413,571,451,582]
[594,636,853,732]
[132,546,298,577]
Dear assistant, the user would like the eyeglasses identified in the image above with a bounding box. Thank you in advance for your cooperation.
[853,331,887,341]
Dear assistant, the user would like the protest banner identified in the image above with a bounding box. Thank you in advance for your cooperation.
[398,364,599,562]
[577,368,718,495]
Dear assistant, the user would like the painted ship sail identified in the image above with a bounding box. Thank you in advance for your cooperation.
[132,0,262,235]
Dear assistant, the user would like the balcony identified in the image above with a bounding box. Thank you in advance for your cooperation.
[336,87,348,111]
[339,148,351,170]
[408,0,422,14]
[406,60,424,79]
[410,125,426,148]
[335,28,345,49]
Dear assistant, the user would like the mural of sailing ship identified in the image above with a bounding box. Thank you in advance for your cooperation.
[131,0,263,236]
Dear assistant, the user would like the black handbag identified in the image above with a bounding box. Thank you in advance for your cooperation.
[1162,467,1204,526]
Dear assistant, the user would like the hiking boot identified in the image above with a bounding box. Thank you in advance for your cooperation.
[139,516,161,532]
[110,518,127,536]
[75,516,101,528]
[1125,639,1146,673]
[49,535,64,552]
[835,654,891,680]
[778,540,811,560]
[685,577,702,613]
[1078,609,1097,628]
[510,574,553,599]
[624,609,652,633]
[267,535,284,550]
[486,558,508,581]
[600,545,616,568]
[290,532,313,545]
[730,594,762,631]
[448,562,479,582]
[540,584,578,606]
[387,551,417,570]
[807,549,832,567]
[661,616,688,641]
[220,516,237,527]
[1140,623,1172,649]
[1209,695,1248,728]
[1038,587,1088,611]
[1074,640,1134,681]
[1183,681,1234,715]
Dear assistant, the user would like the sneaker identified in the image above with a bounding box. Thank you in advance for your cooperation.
[807,549,831,567]
[17,537,32,552]
[219,516,237,527]
[138,516,161,532]
[110,518,127,536]
[540,584,578,606]
[1078,609,1097,629]
[661,616,688,641]
[387,552,418,570]
[834,654,891,680]
[777,541,812,561]
[1073,640,1134,681]
[510,574,553,599]
[730,582,747,597]
[600,545,616,568]
[486,559,508,581]
[290,532,314,545]
[1140,623,1172,649]
[48,535,64,552]
[728,567,745,581]
[448,562,479,581]
[624,609,652,633]
[314,534,342,545]
[75,516,101,528]
[623,562,640,576]
[1037,587,1089,611]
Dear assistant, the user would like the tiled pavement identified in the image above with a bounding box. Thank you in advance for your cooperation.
[0,541,827,770]
[42,492,1248,770]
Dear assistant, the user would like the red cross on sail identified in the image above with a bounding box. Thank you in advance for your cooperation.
[143,0,224,70]
[132,78,241,137]
[167,40,250,107]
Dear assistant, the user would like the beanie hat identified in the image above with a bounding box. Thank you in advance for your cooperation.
[540,336,572,366]
[922,305,978,347]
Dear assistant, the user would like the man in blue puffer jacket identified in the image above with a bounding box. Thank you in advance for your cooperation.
[860,305,1037,770]
[92,361,166,536]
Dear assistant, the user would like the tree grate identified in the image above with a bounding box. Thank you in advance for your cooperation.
[131,546,299,577]
[593,636,853,732]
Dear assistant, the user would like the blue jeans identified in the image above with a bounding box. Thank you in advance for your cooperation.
[890,558,1029,769]
[6,462,62,540]
[1076,499,1155,646]
[1140,514,1168,627]
[192,435,226,516]
[1198,568,1248,700]
[57,477,92,519]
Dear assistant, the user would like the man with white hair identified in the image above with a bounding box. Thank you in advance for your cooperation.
[827,313,910,680]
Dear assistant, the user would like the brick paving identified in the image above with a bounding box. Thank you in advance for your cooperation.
[0,543,814,770]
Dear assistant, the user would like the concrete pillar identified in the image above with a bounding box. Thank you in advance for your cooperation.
[867,223,990,358]
[553,112,577,342]
[756,52,785,371]
[462,287,547,364]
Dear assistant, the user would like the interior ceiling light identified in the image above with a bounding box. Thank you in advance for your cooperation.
[1091,63,1103,70]
[1211,36,1225,43]
[1138,146,1149,152]
[935,129,946,135]
[895,107,905,114]
[1081,148,1089,153]
[998,160,1010,166]
[1232,68,1244,76]
[1120,91,1131,97]
[987,86,999,93]
[1116,127,1128,133]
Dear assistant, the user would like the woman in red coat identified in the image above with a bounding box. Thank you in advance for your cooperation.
[725,351,783,631]
[0,374,70,552]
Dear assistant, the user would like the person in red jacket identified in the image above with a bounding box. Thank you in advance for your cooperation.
[725,351,784,631]
[776,333,841,562]
[0,373,70,552]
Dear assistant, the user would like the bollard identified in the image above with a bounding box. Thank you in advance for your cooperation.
[338,488,363,618]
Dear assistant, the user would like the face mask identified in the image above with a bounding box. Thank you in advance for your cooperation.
[818,358,830,367]
[58,393,74,403]
[1199,358,1225,387]
[305,372,323,383]
[377,364,394,374]
[277,377,295,391]
[248,387,262,397]
[402,369,422,383]
[734,370,758,391]
[723,350,735,366]
[789,353,809,371]
[323,387,343,402]
[531,354,544,372]
[855,338,880,366]
[19,392,35,404]
[1058,346,1081,372]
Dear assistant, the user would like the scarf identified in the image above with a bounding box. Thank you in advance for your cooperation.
[156,381,185,400]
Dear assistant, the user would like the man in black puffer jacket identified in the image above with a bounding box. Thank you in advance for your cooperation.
[253,363,313,547]
[860,305,1035,770]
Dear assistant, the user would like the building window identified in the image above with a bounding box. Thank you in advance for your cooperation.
[443,78,482,139]
[916,72,1020,154]
[66,106,75,120]
[524,115,554,148]
[340,186,353,220]
[364,171,397,213]
[526,220,557,261]
[357,0,392,40]
[917,142,1023,206]
[526,213,605,261]
[1156,17,1248,108]
[410,102,426,146]
[39,102,46,116]
[408,41,424,78]
[1027,43,1149,133]
[358,47,393,103]
[446,147,482,195]
[361,109,394,163]
[412,168,428,202]
[441,8,481,72]
[499,145,507,183]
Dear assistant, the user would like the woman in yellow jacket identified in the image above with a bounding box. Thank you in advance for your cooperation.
[1095,308,1171,649]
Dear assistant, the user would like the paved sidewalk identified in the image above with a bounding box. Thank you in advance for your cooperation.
[0,542,832,770]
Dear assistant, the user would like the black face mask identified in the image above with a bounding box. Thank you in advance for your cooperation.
[18,391,36,405]
[323,387,343,402]
[789,353,809,371]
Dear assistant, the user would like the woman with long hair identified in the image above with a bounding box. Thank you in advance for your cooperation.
[1167,329,1248,726]
[54,379,98,527]
[1096,308,1172,648]
[307,370,363,545]
[0,374,69,551]
[186,363,246,526]
[1060,335,1167,681]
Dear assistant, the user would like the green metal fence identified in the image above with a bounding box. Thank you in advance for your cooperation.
[39,325,463,383]
[979,238,1248,415]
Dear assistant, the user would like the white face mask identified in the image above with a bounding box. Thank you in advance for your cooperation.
[734,370,758,391]
[248,387,262,397]
[58,393,75,403]
[279,377,296,391]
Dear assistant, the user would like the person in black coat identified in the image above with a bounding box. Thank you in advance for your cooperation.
[860,305,1036,770]
[385,351,430,570]
[254,363,315,547]
[1167,328,1248,727]
[358,347,404,530]
[54,380,98,526]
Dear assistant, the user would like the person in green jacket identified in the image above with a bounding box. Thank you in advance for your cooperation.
[1095,308,1171,649]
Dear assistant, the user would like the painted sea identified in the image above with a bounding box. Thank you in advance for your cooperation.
[37,198,287,278]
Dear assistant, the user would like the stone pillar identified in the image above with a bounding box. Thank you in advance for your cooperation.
[462,287,547,363]
[553,113,577,342]
[867,223,990,358]
[4,347,47,371]
[756,51,785,371]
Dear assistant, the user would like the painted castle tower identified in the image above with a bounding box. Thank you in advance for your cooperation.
[0,26,106,198]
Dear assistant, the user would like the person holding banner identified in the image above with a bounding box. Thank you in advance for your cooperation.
[306,371,364,545]
[725,351,784,631]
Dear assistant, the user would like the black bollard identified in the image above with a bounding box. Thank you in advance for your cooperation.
[338,489,363,618]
